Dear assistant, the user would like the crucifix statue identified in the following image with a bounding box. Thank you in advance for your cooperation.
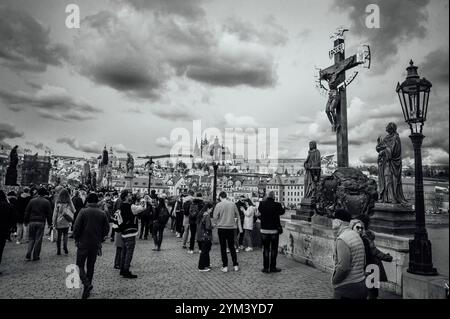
[317,28,371,167]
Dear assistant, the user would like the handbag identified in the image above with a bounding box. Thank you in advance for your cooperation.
[61,205,74,223]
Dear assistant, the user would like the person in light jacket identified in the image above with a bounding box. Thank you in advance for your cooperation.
[241,199,256,252]
[52,188,75,255]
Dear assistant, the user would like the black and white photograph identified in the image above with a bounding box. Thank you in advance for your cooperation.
[0,0,448,306]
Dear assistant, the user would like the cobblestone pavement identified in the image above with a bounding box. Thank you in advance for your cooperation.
[0,229,399,299]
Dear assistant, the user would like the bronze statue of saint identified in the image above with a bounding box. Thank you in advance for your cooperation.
[304,141,321,198]
[376,122,408,205]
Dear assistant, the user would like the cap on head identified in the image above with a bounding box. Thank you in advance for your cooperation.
[334,209,352,223]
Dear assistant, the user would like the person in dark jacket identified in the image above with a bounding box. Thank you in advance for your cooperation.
[235,196,246,249]
[139,195,152,240]
[118,190,146,278]
[24,187,52,261]
[197,202,213,272]
[151,198,169,251]
[0,190,14,275]
[7,191,18,242]
[356,214,393,299]
[257,191,285,273]
[73,193,110,299]
[187,193,204,254]
[16,188,31,244]
[71,191,84,237]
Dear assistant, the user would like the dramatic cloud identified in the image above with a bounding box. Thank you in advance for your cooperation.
[155,137,173,148]
[70,3,278,100]
[0,85,101,121]
[0,123,24,143]
[119,0,206,19]
[334,0,430,74]
[25,141,53,153]
[0,6,68,72]
[112,144,133,154]
[56,138,102,154]
[151,104,197,122]
[223,15,288,46]
[421,48,449,86]
[223,113,259,128]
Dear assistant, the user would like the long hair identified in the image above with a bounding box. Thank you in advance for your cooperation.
[58,189,71,204]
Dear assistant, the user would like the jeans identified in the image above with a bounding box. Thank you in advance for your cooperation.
[26,222,45,260]
[16,223,28,243]
[182,225,190,246]
[238,221,245,246]
[56,227,69,253]
[120,236,136,273]
[189,223,197,251]
[261,233,279,270]
[114,247,122,268]
[0,238,6,264]
[139,219,150,239]
[198,241,212,270]
[76,246,98,286]
[333,281,368,299]
[175,211,183,234]
[244,229,253,248]
[218,228,239,267]
[152,223,165,249]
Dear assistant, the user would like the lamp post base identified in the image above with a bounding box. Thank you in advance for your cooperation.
[407,231,438,276]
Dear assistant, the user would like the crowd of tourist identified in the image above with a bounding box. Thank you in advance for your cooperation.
[0,183,392,299]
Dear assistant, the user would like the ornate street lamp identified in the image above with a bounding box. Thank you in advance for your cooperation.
[145,158,155,195]
[396,60,437,276]
[210,140,225,203]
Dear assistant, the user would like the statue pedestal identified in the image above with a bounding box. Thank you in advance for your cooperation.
[370,202,416,236]
[292,198,315,222]
[124,174,134,191]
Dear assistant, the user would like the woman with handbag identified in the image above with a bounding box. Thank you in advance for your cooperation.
[52,188,75,255]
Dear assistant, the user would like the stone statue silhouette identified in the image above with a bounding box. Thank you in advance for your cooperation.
[376,122,408,205]
[126,153,134,175]
[304,141,321,199]
[5,145,19,186]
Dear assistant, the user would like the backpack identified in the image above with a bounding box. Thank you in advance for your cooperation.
[189,201,201,224]
[58,204,74,223]
[158,207,170,225]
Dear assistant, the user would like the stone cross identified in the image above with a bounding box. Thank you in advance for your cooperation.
[318,28,370,168]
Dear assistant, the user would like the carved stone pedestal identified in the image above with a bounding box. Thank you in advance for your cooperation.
[292,198,315,222]
[124,174,134,191]
[370,202,416,236]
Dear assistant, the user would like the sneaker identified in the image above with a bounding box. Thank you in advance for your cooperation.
[244,247,253,252]
[239,245,245,250]
[152,247,159,251]
[236,249,240,253]
[233,266,239,272]
[198,268,211,272]
[198,250,202,254]
[187,250,194,254]
[32,257,40,261]
[221,267,228,273]
[182,245,187,249]
[16,241,21,245]
[261,268,270,273]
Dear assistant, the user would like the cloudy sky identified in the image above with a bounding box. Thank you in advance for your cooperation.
[0,0,448,165]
